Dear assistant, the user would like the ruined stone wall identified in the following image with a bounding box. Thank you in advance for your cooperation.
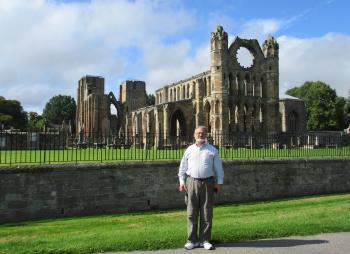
[120,80,146,112]
[1,158,350,223]
[150,26,301,139]
[76,76,110,136]
[222,32,280,135]
[279,99,307,133]
[154,71,211,135]
[155,71,211,105]
[76,26,306,142]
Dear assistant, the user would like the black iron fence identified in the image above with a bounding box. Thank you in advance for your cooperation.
[0,130,349,165]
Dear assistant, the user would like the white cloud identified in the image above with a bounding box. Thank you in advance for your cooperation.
[140,39,210,92]
[0,1,349,117]
[0,0,193,113]
[279,33,350,98]
[207,10,237,32]
[240,19,285,41]
[238,17,350,98]
[5,84,53,111]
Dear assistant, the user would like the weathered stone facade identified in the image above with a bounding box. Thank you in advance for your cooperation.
[76,76,122,138]
[76,76,109,136]
[76,26,306,144]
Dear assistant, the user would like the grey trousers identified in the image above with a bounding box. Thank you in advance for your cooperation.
[185,176,215,243]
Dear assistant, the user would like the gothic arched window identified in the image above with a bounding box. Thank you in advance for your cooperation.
[288,111,298,133]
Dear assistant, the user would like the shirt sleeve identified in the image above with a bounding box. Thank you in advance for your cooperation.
[178,149,188,185]
[213,150,224,184]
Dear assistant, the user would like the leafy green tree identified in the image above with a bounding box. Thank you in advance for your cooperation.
[0,114,13,128]
[335,96,346,129]
[27,112,46,130]
[344,98,350,128]
[286,81,346,131]
[42,95,76,130]
[146,93,155,106]
[0,96,27,130]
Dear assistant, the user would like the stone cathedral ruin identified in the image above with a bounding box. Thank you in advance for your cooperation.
[76,26,307,147]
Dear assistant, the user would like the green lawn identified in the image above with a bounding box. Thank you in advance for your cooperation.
[1,146,350,166]
[0,193,349,254]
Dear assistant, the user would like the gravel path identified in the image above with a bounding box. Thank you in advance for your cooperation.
[101,232,350,254]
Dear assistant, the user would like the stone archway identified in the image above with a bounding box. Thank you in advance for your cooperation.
[288,110,298,133]
[107,92,122,135]
[170,109,187,137]
[204,101,211,133]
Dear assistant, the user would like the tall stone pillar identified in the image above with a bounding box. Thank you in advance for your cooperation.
[246,105,252,133]
[195,79,205,128]
[210,25,229,145]
[133,112,140,136]
[163,104,169,145]
[263,35,280,134]
[154,108,160,148]
[239,103,245,132]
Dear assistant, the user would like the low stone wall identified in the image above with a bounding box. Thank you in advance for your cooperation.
[1,158,350,223]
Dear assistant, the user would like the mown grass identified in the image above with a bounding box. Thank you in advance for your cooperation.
[0,193,349,254]
[1,146,350,166]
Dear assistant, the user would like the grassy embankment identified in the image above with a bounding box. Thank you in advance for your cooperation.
[0,193,349,254]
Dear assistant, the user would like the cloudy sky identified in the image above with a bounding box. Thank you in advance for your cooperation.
[0,0,349,113]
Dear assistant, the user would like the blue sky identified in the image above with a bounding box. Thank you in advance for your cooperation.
[0,0,349,113]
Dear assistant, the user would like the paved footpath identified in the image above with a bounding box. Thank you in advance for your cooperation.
[102,232,350,254]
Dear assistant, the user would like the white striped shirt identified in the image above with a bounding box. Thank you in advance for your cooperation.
[178,143,224,185]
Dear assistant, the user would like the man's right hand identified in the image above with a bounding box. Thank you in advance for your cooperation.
[179,184,185,192]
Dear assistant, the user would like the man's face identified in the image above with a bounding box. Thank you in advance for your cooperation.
[194,128,206,142]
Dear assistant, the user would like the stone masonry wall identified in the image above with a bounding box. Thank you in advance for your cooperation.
[1,158,350,223]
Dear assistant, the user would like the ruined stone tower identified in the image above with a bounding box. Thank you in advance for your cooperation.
[119,80,147,135]
[119,80,146,113]
[210,25,230,135]
[206,26,282,136]
[76,76,110,137]
[262,34,280,132]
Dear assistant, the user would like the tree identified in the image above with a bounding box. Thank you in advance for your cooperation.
[0,114,13,128]
[42,95,76,130]
[27,112,46,130]
[286,81,346,131]
[335,96,346,130]
[344,98,350,128]
[0,96,27,130]
[146,93,155,106]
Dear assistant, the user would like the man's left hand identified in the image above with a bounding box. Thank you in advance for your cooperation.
[215,184,223,193]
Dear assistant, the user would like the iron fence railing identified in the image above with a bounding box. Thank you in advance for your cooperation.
[0,130,349,166]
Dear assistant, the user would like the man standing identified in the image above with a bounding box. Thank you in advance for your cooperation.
[178,126,224,250]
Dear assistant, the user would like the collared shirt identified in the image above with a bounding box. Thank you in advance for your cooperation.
[178,143,224,185]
